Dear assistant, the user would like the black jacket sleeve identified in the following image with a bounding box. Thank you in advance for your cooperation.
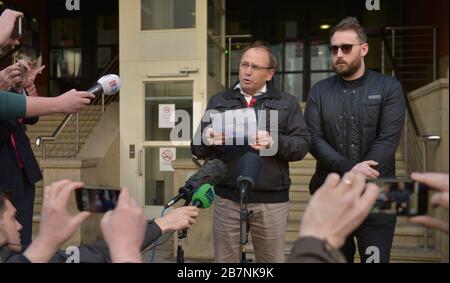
[304,88,356,174]
[364,80,406,164]
[286,237,346,263]
[48,221,163,263]
[275,97,311,162]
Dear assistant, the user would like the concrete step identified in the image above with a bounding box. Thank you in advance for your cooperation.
[27,119,101,129]
[289,152,405,165]
[289,159,407,171]
[244,236,441,263]
[289,188,311,202]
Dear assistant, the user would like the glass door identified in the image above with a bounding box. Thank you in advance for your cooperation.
[141,79,195,216]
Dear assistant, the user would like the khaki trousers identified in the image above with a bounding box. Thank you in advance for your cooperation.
[213,195,289,263]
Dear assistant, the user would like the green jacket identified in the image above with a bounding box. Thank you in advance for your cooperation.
[0,91,26,120]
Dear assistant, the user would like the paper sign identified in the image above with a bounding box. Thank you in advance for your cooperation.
[159,104,175,128]
[159,148,176,172]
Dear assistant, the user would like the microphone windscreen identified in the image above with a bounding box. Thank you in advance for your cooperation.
[235,152,263,187]
[98,74,121,95]
[191,184,215,208]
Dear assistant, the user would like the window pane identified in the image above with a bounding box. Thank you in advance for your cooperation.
[271,43,283,72]
[51,18,82,47]
[311,72,335,87]
[208,0,222,36]
[50,49,82,78]
[208,37,221,80]
[311,43,332,70]
[141,0,195,30]
[144,81,193,141]
[285,42,303,72]
[144,147,192,206]
[284,73,303,101]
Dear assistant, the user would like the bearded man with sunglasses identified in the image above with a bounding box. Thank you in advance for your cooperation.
[304,17,406,263]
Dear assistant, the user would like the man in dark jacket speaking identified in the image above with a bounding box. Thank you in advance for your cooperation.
[192,41,310,262]
[304,17,406,263]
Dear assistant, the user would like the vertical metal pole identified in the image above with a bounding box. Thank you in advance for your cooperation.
[381,40,385,75]
[42,141,46,160]
[102,93,105,113]
[422,139,429,250]
[391,29,396,77]
[228,37,232,88]
[76,113,80,156]
[404,110,409,175]
[432,27,437,81]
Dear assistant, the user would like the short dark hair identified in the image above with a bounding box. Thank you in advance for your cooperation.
[241,41,278,69]
[330,17,368,43]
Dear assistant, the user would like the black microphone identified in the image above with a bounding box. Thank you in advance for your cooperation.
[87,74,121,96]
[164,159,226,209]
[236,152,264,190]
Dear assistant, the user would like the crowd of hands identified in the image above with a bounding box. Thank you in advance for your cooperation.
[1,171,447,263]
[1,9,96,117]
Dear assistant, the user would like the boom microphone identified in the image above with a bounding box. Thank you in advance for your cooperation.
[87,74,121,96]
[164,159,226,209]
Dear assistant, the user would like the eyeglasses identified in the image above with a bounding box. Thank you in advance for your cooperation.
[240,62,273,72]
[329,43,365,56]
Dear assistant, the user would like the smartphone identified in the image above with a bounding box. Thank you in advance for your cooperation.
[75,186,121,213]
[11,16,23,40]
[370,179,428,216]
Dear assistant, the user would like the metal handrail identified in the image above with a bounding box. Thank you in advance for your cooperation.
[36,54,120,159]
[225,34,253,88]
[381,26,441,250]
[36,113,77,159]
[384,26,438,31]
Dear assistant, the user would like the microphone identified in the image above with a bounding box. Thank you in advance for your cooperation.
[236,152,264,190]
[164,159,226,209]
[87,74,121,96]
[191,184,215,208]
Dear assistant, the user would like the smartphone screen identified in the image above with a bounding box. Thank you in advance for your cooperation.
[370,179,428,216]
[76,186,120,213]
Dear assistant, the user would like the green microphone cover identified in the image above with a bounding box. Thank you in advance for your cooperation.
[191,184,215,208]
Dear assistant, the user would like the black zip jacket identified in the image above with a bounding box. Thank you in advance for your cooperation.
[191,81,310,203]
[304,70,406,194]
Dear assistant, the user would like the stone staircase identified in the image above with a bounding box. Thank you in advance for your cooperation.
[245,152,443,263]
[26,105,105,237]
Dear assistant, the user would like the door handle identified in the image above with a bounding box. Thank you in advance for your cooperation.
[138,149,143,176]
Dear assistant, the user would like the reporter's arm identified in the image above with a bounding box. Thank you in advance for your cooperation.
[287,237,346,263]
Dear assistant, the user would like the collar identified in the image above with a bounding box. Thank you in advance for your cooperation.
[234,83,267,97]
[225,80,281,100]
[338,69,370,90]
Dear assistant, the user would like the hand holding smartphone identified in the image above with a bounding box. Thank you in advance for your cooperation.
[76,186,121,213]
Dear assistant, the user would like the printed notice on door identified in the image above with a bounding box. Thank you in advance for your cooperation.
[159,104,175,128]
[160,148,176,171]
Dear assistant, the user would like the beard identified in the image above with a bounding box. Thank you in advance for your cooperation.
[332,58,362,78]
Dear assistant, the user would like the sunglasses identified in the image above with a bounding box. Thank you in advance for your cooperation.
[330,43,365,55]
